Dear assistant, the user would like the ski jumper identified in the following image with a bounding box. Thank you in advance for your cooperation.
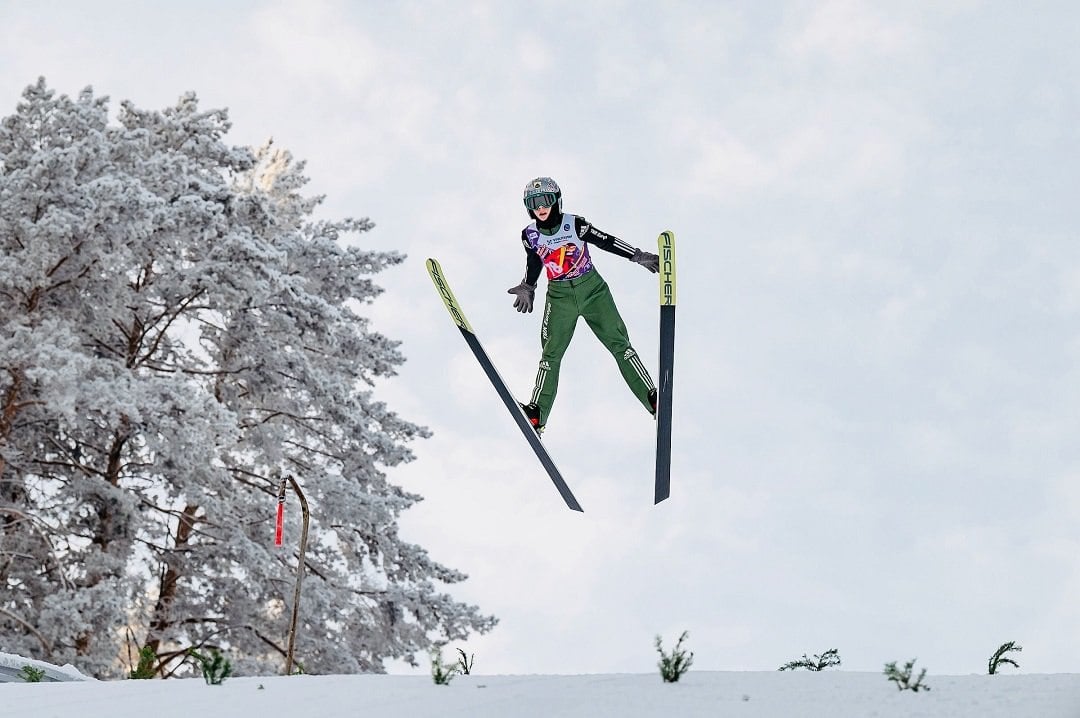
[520,214,655,426]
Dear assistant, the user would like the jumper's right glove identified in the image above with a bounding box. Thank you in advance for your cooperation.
[507,281,536,313]
[630,249,660,273]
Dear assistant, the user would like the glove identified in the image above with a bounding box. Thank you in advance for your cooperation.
[507,281,535,313]
[630,249,659,273]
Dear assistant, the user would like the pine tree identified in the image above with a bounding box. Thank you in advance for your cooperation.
[0,78,495,678]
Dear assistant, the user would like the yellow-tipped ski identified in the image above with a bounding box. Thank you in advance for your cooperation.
[426,258,474,333]
[655,230,677,504]
[424,257,582,511]
[658,231,676,307]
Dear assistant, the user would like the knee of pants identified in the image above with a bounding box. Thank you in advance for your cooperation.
[540,339,572,364]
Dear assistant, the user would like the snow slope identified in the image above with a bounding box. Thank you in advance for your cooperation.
[0,652,92,683]
[2,667,1079,718]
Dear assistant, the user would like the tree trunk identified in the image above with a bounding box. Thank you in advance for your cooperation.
[145,503,200,658]
[0,369,24,483]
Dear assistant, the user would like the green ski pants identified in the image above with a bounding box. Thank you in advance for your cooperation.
[529,270,655,426]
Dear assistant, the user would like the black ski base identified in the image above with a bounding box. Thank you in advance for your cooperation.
[427,258,583,512]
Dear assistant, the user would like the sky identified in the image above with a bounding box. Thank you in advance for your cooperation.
[2,0,1080,677]
[5,653,1080,718]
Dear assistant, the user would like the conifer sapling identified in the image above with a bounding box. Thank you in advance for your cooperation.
[655,630,694,683]
[778,648,841,671]
[884,658,930,692]
[988,641,1022,675]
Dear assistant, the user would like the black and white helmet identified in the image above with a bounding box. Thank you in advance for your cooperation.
[523,177,562,216]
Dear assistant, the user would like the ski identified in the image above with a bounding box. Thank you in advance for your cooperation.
[655,231,677,504]
[426,258,583,512]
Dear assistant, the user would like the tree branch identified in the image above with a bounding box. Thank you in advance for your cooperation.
[0,606,54,654]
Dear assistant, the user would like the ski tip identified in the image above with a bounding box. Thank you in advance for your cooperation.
[658,232,676,307]
[426,258,474,333]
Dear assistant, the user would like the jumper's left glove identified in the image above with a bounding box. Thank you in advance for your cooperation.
[507,281,535,313]
[630,249,659,273]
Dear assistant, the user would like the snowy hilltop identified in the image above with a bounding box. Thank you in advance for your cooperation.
[2,665,1080,718]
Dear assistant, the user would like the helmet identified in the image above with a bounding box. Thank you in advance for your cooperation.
[523,177,562,216]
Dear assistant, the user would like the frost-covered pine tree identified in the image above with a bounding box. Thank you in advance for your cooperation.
[0,78,495,678]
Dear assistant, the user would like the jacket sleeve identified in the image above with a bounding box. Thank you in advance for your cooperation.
[520,229,543,286]
[575,216,636,259]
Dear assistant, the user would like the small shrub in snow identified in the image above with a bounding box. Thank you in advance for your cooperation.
[189,649,232,685]
[456,648,475,675]
[430,648,460,685]
[129,646,157,679]
[988,641,1022,675]
[778,648,841,671]
[884,658,930,692]
[655,630,694,683]
[18,665,46,683]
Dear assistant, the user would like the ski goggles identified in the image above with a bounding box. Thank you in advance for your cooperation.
[524,192,557,210]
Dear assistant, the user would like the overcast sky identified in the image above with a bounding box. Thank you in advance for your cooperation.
[3,0,1080,676]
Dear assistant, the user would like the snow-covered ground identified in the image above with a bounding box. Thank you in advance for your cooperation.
[2,653,1079,718]
[0,652,93,683]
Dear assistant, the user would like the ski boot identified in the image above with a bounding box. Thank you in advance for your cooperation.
[519,402,544,436]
